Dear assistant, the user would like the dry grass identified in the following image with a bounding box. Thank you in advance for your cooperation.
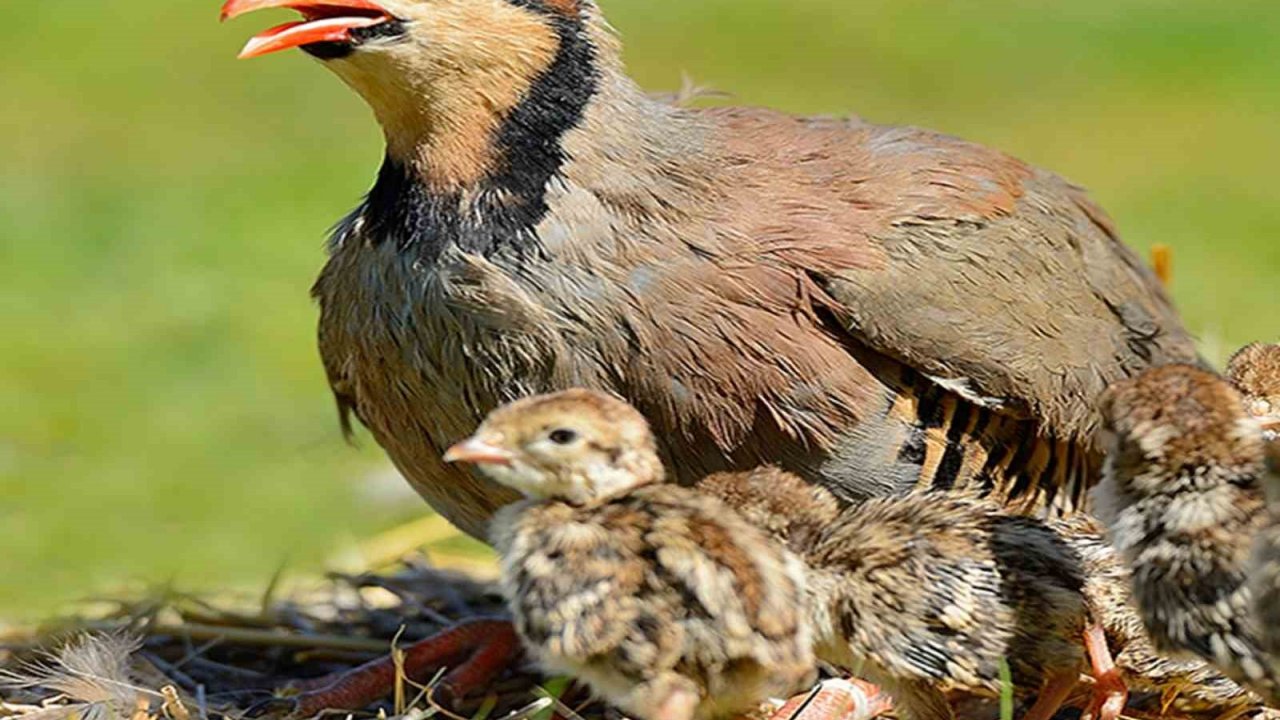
[0,518,1270,720]
[1,555,1271,720]
[0,556,593,720]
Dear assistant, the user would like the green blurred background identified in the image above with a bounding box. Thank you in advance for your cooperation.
[2,0,1278,618]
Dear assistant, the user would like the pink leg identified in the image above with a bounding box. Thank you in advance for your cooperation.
[1083,624,1128,720]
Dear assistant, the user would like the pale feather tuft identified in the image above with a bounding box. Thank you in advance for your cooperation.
[0,633,158,720]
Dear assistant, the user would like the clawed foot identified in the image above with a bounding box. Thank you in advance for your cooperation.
[1084,673,1128,720]
[769,678,893,720]
[240,619,521,719]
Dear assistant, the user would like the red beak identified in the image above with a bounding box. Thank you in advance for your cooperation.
[220,0,393,60]
[443,438,517,467]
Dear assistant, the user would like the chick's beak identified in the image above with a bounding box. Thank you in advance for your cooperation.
[1262,415,1280,439]
[221,0,393,59]
[444,438,517,467]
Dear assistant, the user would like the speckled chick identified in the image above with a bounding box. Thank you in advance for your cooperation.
[698,470,1269,720]
[808,496,1088,720]
[1253,444,1280,668]
[701,470,1082,720]
[1228,343,1280,443]
[1058,513,1266,715]
[1228,343,1280,664]
[445,390,815,720]
[1094,363,1280,703]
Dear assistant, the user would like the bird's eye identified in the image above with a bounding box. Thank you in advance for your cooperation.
[548,428,579,445]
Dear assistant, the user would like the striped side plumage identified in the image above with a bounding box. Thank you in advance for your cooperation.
[882,367,1091,515]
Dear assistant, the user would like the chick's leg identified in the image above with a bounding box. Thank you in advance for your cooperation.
[248,619,520,717]
[769,678,894,720]
[1083,624,1128,720]
[1020,669,1079,720]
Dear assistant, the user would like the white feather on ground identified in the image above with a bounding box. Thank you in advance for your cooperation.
[0,633,161,720]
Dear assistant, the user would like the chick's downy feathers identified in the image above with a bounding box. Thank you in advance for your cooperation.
[1094,363,1280,701]
[698,467,1271,720]
[455,390,814,720]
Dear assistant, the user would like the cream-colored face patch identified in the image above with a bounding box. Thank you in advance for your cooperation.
[323,0,561,188]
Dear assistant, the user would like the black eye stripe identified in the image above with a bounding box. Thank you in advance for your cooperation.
[351,0,597,263]
[349,20,408,43]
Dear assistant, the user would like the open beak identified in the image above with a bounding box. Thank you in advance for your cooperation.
[221,0,394,59]
[443,438,517,467]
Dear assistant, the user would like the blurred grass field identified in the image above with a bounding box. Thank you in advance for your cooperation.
[2,0,1278,618]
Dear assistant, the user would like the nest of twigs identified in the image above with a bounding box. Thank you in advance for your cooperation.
[0,527,1272,720]
[0,551,606,720]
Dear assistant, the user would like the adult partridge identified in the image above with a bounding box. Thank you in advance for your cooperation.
[221,0,1199,709]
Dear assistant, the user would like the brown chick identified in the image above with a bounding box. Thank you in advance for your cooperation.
[698,470,1271,720]
[443,390,815,720]
[1228,342,1280,442]
[702,471,1092,720]
[1228,343,1280,664]
[1057,513,1267,717]
[1094,364,1280,702]
[806,496,1090,720]
[1254,461,1280,665]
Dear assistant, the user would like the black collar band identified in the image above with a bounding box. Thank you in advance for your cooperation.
[337,9,599,264]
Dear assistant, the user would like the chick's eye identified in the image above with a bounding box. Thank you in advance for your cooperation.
[548,428,578,445]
